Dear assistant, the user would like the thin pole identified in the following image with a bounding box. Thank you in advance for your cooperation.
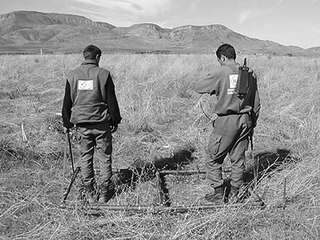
[62,139,67,196]
[66,129,75,173]
[251,134,258,189]
[62,167,81,203]
[283,177,287,210]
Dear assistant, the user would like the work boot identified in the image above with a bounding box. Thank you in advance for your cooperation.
[85,183,97,204]
[204,187,226,204]
[98,182,116,204]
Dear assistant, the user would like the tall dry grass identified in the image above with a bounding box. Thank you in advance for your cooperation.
[0,53,320,239]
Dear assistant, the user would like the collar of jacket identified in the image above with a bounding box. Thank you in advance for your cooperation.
[225,61,238,68]
[224,61,239,71]
[81,59,99,66]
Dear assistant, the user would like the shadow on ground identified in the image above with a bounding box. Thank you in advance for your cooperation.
[243,148,298,183]
[111,146,196,203]
[111,147,298,204]
[68,147,296,205]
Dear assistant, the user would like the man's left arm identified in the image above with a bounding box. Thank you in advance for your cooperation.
[61,80,74,129]
[251,72,261,128]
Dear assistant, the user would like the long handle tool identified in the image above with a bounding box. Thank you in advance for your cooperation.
[66,128,75,173]
[62,166,81,203]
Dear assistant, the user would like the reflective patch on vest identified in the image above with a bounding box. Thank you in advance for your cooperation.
[78,80,93,90]
[228,74,238,95]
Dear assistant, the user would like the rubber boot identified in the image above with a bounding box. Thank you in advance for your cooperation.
[98,182,116,204]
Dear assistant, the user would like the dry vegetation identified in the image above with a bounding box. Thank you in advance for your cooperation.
[1,53,320,239]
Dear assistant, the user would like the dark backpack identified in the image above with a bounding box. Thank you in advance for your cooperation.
[236,58,249,98]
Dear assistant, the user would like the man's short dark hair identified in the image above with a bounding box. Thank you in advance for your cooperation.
[216,44,236,60]
[83,45,102,60]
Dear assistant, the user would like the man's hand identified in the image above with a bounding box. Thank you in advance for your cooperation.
[63,127,70,134]
[250,128,254,138]
[110,125,118,133]
[63,127,75,137]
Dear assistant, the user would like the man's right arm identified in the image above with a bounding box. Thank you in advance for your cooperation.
[195,72,219,95]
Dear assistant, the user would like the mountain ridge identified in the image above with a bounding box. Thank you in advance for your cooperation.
[0,10,316,55]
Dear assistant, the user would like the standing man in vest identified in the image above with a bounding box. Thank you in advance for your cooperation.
[62,45,122,203]
[195,44,260,204]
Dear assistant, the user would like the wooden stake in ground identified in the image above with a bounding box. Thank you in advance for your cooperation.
[283,177,287,210]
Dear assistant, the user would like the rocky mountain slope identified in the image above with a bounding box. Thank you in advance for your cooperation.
[0,10,313,55]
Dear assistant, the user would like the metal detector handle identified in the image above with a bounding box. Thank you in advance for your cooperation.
[66,128,75,173]
[62,166,81,203]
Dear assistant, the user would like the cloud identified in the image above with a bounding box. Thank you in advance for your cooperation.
[70,0,174,26]
[310,27,320,34]
[239,11,250,25]
[238,10,259,25]
[187,0,201,12]
[238,9,272,25]
[73,0,171,16]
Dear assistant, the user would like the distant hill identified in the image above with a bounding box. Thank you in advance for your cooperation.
[305,47,320,56]
[0,10,315,55]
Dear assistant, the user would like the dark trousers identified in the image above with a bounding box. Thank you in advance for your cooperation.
[206,114,252,189]
[77,122,112,187]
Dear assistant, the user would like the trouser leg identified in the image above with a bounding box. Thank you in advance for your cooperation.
[229,137,249,188]
[206,116,237,189]
[205,132,228,188]
[95,123,115,203]
[229,115,251,188]
[78,126,95,186]
[95,122,113,187]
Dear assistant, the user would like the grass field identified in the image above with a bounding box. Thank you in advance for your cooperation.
[1,53,320,239]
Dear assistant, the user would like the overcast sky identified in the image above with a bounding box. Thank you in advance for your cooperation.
[1,0,319,49]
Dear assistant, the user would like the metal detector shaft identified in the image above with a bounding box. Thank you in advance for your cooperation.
[62,166,81,203]
[66,129,75,173]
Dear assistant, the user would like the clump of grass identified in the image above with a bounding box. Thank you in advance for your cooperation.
[0,139,41,171]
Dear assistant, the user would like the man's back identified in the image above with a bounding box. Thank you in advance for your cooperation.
[196,63,260,118]
[66,60,112,125]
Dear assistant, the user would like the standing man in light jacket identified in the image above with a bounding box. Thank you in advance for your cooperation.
[195,44,260,204]
[62,45,122,203]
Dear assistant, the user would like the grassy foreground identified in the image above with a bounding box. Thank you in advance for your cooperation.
[1,53,320,239]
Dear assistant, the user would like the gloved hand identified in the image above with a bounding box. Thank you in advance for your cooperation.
[63,127,75,139]
[250,127,254,136]
[63,127,70,134]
